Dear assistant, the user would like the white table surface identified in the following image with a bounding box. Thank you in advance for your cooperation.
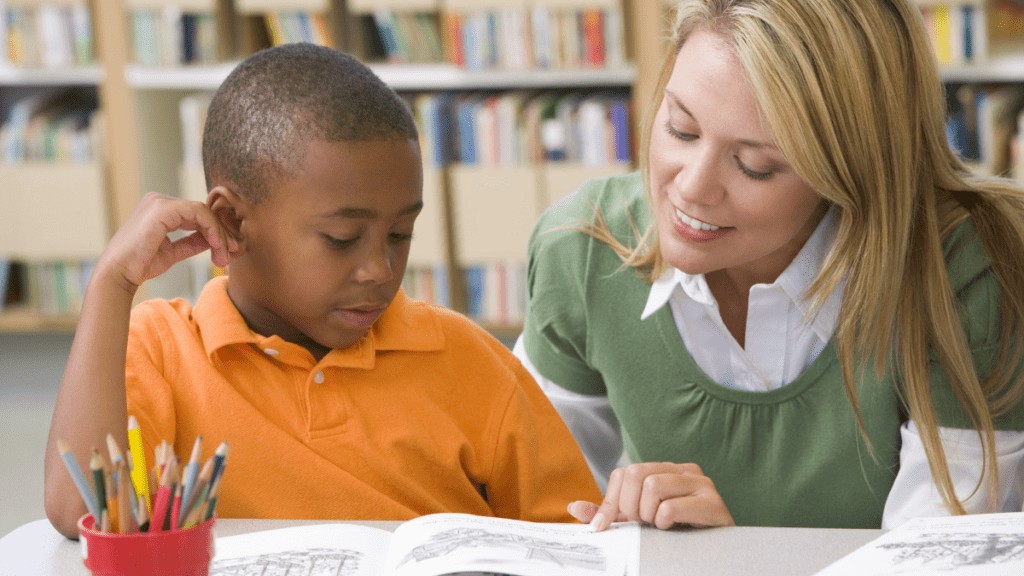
[0,517,882,576]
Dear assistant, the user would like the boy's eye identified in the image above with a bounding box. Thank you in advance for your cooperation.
[322,234,357,249]
[664,121,696,141]
[389,232,414,243]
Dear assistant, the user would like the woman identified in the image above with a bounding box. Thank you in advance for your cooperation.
[516,0,1024,530]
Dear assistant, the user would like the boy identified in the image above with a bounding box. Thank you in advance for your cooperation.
[43,44,600,539]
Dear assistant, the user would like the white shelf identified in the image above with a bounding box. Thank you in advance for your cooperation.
[0,66,103,86]
[125,62,636,91]
[939,54,1024,83]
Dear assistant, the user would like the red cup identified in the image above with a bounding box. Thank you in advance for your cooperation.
[77,514,215,576]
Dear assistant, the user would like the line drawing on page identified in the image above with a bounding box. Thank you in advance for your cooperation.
[876,533,1024,568]
[396,527,607,571]
[210,548,365,576]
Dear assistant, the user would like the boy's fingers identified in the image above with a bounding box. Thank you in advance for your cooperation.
[567,500,599,523]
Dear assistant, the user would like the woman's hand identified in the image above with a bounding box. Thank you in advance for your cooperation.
[568,462,735,531]
[100,192,236,294]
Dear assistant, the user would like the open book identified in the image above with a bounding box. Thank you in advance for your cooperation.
[815,512,1024,575]
[210,513,640,576]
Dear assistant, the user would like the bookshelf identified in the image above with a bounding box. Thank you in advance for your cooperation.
[0,0,107,328]
[3,0,1021,334]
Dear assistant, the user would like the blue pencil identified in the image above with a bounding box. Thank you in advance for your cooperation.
[207,442,229,496]
[57,439,99,520]
[180,435,202,517]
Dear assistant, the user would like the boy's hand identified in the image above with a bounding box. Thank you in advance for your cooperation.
[102,192,236,292]
[567,462,735,531]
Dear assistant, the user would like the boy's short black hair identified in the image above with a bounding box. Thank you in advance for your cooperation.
[202,43,418,202]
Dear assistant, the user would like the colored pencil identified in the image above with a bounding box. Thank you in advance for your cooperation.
[105,433,123,471]
[181,459,212,529]
[135,485,150,532]
[170,482,183,530]
[89,449,107,527]
[117,461,132,533]
[149,457,176,532]
[203,472,222,521]
[56,440,99,520]
[181,435,202,517]
[105,469,119,533]
[126,415,151,514]
[207,442,229,497]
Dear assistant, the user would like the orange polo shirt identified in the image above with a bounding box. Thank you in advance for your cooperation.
[125,276,600,522]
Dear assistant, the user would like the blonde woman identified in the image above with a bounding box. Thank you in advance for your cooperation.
[516,0,1024,530]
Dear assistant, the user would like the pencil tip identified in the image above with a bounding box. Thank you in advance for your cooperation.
[56,439,69,452]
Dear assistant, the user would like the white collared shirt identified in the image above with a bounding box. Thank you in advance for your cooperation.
[515,207,1024,527]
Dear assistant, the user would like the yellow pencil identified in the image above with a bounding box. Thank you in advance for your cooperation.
[127,415,152,514]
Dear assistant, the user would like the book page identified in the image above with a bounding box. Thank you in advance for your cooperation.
[815,512,1024,575]
[384,513,640,576]
[210,524,393,576]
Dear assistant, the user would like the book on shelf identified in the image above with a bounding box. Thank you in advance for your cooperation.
[0,259,9,312]
[438,3,626,71]
[1,2,93,68]
[946,83,1024,177]
[210,512,639,576]
[410,88,632,324]
[918,0,1024,66]
[263,11,332,47]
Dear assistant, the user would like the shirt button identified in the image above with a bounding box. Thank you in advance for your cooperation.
[263,348,279,357]
[313,371,325,384]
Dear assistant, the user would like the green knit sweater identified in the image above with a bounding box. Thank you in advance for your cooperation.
[523,172,1023,528]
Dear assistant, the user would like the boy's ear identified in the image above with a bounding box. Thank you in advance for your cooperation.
[207,185,246,255]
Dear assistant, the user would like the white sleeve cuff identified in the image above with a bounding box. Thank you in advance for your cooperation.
[882,421,1024,529]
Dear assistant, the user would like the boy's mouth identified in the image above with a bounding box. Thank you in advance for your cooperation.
[335,306,385,328]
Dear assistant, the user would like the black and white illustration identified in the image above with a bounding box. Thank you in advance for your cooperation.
[876,532,1024,569]
[396,527,606,571]
[211,547,365,576]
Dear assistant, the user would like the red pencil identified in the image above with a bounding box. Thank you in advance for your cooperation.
[170,483,183,531]
[149,458,177,532]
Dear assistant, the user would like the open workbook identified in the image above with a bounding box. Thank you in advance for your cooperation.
[209,513,640,576]
[815,511,1024,575]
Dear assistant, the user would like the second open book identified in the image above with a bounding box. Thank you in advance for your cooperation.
[210,512,640,576]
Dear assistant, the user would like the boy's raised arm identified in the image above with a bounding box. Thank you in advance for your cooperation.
[43,192,235,539]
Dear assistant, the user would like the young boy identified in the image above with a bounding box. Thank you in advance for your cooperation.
[43,44,600,539]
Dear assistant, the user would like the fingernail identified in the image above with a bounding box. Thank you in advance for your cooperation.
[590,512,605,528]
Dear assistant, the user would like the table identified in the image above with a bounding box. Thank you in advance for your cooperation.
[0,518,882,575]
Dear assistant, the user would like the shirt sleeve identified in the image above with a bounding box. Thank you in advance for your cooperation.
[485,353,604,521]
[882,421,1024,529]
[521,190,609,395]
[513,335,624,493]
[125,302,178,461]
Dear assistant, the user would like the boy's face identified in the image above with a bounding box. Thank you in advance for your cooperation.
[227,138,423,354]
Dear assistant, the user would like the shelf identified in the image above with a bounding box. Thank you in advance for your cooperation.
[0,66,104,86]
[939,53,1024,83]
[125,62,636,90]
[0,308,77,333]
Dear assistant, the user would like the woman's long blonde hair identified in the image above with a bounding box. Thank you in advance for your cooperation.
[601,0,1024,514]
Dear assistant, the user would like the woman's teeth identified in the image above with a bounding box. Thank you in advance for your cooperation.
[676,210,720,231]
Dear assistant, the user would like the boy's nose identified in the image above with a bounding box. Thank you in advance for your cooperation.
[354,248,394,285]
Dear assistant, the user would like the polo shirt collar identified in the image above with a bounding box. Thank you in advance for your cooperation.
[192,277,444,362]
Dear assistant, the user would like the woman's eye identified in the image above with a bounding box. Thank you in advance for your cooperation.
[323,234,357,249]
[663,121,696,141]
[389,233,414,243]
[735,157,773,181]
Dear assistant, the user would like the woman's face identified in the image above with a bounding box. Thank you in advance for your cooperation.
[649,30,824,286]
